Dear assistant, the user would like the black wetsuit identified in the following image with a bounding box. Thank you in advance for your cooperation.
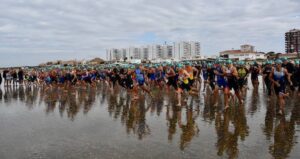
[263,66,273,96]
[250,66,259,82]
[3,70,8,81]
[166,68,177,90]
[207,68,215,90]
[282,62,295,91]
[294,66,300,92]
[18,70,24,82]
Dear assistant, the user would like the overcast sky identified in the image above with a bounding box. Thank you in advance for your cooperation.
[1,0,299,67]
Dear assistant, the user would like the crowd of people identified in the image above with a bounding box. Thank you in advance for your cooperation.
[1,57,299,115]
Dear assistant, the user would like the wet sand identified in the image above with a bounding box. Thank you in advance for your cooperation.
[0,77,299,159]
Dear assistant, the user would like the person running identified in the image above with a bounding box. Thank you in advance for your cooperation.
[155,66,164,89]
[18,68,24,85]
[282,57,295,92]
[213,60,226,107]
[201,63,209,92]
[133,64,152,101]
[269,59,292,115]
[262,61,273,97]
[237,61,249,94]
[223,60,243,110]
[250,62,260,88]
[293,60,300,95]
[206,63,215,92]
[186,64,199,94]
[11,70,18,86]
[6,70,12,86]
[165,65,178,92]
[176,64,191,106]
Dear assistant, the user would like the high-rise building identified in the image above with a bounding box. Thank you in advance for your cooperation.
[140,46,149,60]
[162,44,173,59]
[174,41,201,60]
[285,29,300,53]
[128,47,140,59]
[150,45,163,60]
[106,41,200,61]
[190,41,201,57]
[106,48,121,61]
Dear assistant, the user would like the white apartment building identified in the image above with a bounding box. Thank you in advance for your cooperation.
[106,48,129,61]
[129,47,140,59]
[106,48,121,61]
[150,45,163,60]
[140,46,149,60]
[106,41,201,61]
[162,44,173,59]
[190,41,201,57]
[174,41,201,60]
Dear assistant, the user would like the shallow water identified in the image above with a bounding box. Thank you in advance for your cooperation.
[0,78,299,159]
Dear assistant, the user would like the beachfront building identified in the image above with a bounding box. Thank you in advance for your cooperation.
[106,41,201,61]
[162,44,173,59]
[174,41,201,60]
[190,41,201,57]
[106,48,130,61]
[106,48,121,61]
[129,47,140,59]
[220,44,266,60]
[150,44,163,60]
[140,46,149,60]
[285,29,300,54]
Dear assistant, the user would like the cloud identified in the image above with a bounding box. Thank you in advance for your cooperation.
[0,0,299,67]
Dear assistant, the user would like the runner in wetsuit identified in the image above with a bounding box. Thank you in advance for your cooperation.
[293,60,300,95]
[237,61,249,93]
[133,64,152,100]
[155,66,164,89]
[224,60,243,110]
[206,63,215,91]
[262,61,273,96]
[269,59,292,115]
[165,65,177,91]
[201,63,208,92]
[213,60,226,107]
[250,62,260,88]
[282,57,295,91]
[176,64,191,106]
[186,64,199,93]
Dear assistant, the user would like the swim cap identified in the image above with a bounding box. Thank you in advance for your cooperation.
[177,63,183,68]
[275,59,283,64]
[266,60,272,64]
[281,57,288,61]
[226,59,233,64]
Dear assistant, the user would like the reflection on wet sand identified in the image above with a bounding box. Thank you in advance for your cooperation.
[0,82,299,158]
[266,97,300,159]
[215,104,249,158]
